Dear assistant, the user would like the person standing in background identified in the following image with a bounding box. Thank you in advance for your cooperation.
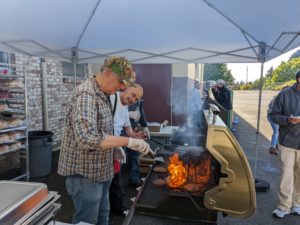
[267,96,280,155]
[190,80,203,129]
[109,84,145,217]
[127,98,150,186]
[267,86,290,155]
[269,71,300,218]
[212,79,232,111]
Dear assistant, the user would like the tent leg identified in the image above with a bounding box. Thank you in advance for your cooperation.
[254,61,270,192]
[256,62,264,133]
[254,62,264,177]
[73,62,77,88]
[72,47,78,89]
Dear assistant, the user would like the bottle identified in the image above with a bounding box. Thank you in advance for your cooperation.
[233,115,239,125]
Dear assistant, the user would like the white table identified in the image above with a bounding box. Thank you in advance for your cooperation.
[149,126,179,137]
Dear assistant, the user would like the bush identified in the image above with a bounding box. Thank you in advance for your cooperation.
[273,80,296,90]
[240,84,252,90]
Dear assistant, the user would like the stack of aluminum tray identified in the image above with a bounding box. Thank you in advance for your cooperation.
[0,181,61,225]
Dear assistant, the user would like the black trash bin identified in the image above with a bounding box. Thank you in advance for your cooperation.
[28,131,53,178]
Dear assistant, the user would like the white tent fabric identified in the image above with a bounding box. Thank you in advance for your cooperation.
[1,0,300,64]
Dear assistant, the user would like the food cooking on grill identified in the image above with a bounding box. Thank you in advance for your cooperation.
[153,165,167,173]
[152,178,166,187]
[184,183,202,192]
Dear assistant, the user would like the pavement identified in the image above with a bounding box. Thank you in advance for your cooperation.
[40,90,299,225]
[218,90,298,225]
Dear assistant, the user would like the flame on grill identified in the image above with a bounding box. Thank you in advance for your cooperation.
[167,153,212,191]
[167,153,187,188]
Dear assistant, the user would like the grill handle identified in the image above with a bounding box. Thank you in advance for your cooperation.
[209,103,220,115]
[209,103,220,124]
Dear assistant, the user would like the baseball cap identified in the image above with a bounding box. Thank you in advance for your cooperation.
[103,56,136,86]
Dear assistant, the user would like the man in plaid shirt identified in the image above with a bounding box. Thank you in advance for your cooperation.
[58,56,154,225]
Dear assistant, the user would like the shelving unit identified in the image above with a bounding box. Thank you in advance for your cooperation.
[0,62,29,181]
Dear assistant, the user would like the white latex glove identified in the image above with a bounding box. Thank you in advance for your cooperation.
[144,127,150,139]
[129,111,141,121]
[127,137,154,155]
[114,147,126,164]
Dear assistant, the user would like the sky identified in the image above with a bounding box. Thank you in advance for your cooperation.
[227,47,300,82]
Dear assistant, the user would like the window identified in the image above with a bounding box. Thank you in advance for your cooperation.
[62,61,87,78]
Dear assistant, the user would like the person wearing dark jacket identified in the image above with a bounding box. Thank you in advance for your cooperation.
[269,71,300,218]
[212,79,232,110]
[127,99,149,186]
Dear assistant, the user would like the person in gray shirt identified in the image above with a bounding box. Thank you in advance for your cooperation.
[269,71,300,218]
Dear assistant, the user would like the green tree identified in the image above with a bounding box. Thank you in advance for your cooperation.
[265,66,273,78]
[271,58,300,84]
[251,78,264,89]
[262,66,273,89]
[204,63,235,84]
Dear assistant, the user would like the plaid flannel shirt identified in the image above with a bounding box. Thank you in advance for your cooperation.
[58,77,114,182]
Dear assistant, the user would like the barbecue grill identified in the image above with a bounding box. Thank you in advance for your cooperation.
[123,109,256,225]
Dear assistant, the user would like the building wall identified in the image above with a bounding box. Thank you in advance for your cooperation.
[10,55,204,151]
[171,64,204,125]
[133,64,172,124]
[15,54,84,151]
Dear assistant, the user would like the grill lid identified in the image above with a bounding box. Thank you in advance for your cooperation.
[203,110,256,218]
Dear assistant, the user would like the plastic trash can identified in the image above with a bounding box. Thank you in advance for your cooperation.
[28,131,53,178]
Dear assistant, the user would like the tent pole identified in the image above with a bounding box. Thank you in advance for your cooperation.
[41,59,49,131]
[254,61,264,178]
[73,62,77,88]
[256,62,264,133]
[253,42,270,192]
[72,47,78,89]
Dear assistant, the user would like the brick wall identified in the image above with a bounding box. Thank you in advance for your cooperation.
[15,54,86,151]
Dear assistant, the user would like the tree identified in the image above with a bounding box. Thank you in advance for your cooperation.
[204,63,235,84]
[271,57,300,84]
[251,78,264,89]
[265,66,273,78]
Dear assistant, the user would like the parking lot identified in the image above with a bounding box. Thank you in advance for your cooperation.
[218,90,300,225]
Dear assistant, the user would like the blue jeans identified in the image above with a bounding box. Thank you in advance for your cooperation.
[127,148,141,183]
[268,115,279,148]
[65,175,112,225]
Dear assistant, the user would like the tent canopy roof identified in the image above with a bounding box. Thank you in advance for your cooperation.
[1,0,300,64]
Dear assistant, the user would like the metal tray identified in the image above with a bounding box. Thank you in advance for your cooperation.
[0,181,49,225]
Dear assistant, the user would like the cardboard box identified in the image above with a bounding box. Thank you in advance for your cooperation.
[147,122,161,132]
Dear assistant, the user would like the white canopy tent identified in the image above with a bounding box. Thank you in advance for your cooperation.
[1,0,300,64]
[1,0,300,183]
[1,0,300,130]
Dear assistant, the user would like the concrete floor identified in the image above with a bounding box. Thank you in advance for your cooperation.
[232,90,279,140]
[42,90,299,225]
[218,90,298,225]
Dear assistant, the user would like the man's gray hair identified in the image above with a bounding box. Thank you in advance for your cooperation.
[217,79,225,86]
